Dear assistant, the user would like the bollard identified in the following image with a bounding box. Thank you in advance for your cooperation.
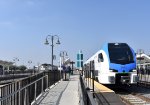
[88,70,90,87]
[92,70,95,98]
[34,82,37,101]
[65,71,66,81]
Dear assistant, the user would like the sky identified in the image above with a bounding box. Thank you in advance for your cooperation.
[0,0,150,67]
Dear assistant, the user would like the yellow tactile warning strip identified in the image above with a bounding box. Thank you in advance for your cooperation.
[85,78,114,93]
[85,78,125,105]
[94,80,114,93]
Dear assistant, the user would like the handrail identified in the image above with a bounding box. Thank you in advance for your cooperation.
[0,75,48,101]
[87,90,96,105]
[80,75,96,105]
[0,72,45,87]
[0,70,62,105]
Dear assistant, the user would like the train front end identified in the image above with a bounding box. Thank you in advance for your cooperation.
[108,43,138,85]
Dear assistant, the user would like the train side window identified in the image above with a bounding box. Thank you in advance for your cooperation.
[98,53,104,62]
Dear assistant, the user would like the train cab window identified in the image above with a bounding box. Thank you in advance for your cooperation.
[98,53,104,62]
[108,43,134,64]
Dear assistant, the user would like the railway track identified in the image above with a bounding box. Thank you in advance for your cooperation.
[119,94,150,105]
[85,79,150,105]
[107,84,150,105]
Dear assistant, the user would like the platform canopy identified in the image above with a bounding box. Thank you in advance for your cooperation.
[0,60,14,66]
[136,53,150,64]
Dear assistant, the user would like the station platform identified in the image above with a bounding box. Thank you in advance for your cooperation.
[33,74,124,105]
[33,74,80,105]
[85,78,125,105]
[94,81,125,105]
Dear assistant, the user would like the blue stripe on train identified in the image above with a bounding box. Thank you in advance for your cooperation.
[109,63,136,72]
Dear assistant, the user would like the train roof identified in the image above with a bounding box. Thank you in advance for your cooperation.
[84,42,129,65]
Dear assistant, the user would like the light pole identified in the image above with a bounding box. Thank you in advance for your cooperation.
[13,57,19,80]
[137,49,144,70]
[28,60,32,75]
[137,49,144,81]
[44,35,60,84]
[60,51,68,67]
[60,51,68,80]
[28,60,32,69]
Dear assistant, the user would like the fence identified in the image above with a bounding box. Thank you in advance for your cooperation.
[0,70,62,105]
[4,70,37,75]
[137,68,150,86]
[79,75,96,105]
[79,60,97,105]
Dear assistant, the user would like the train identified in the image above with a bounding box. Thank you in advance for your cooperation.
[84,43,138,85]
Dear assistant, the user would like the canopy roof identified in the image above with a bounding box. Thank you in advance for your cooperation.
[136,53,150,64]
[0,60,14,66]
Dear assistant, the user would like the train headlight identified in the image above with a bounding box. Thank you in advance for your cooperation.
[132,69,136,72]
[129,69,137,72]
[110,69,118,72]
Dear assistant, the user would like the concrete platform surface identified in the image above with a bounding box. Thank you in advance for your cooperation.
[33,75,80,105]
[59,75,79,105]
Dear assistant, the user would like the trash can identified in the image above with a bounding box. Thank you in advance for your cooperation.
[63,71,70,81]
[71,70,73,75]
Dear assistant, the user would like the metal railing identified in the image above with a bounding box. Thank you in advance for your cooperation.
[0,70,62,105]
[79,75,96,105]
[137,68,150,87]
[79,61,97,105]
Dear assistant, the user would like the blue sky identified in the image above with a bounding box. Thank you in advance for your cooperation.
[0,0,150,67]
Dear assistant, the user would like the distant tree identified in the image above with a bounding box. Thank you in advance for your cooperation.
[9,65,17,70]
[18,65,27,71]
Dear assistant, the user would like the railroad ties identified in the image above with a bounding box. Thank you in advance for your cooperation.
[119,94,150,105]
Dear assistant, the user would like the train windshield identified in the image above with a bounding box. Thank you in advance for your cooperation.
[108,43,134,64]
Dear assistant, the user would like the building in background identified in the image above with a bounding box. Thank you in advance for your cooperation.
[0,60,13,75]
[40,63,58,71]
[136,52,150,69]
[77,50,83,70]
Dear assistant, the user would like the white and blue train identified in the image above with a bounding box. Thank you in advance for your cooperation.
[84,43,138,85]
